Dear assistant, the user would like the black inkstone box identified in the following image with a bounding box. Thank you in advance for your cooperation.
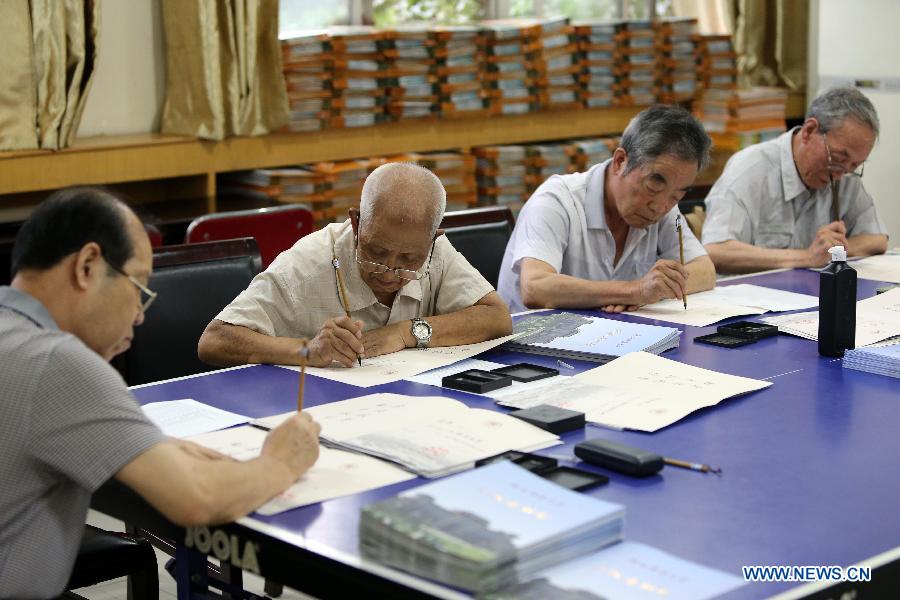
[490,362,559,382]
[442,369,513,393]
[716,320,779,340]
[509,404,586,434]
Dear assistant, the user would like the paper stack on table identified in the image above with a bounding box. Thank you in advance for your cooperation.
[626,283,818,327]
[359,461,625,593]
[484,540,745,600]
[843,338,900,379]
[187,426,414,515]
[255,394,560,478]
[492,352,771,432]
[505,312,681,362]
[762,288,900,347]
[142,399,249,438]
[847,253,900,284]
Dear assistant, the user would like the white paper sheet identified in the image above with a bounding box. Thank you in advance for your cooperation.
[762,288,900,347]
[254,393,560,477]
[142,399,249,438]
[187,426,415,515]
[846,254,900,284]
[553,352,773,432]
[692,283,819,312]
[277,333,519,387]
[625,298,765,327]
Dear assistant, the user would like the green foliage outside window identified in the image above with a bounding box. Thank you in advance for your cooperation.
[373,0,485,26]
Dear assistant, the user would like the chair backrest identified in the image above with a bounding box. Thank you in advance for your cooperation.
[144,223,163,248]
[118,237,262,386]
[439,206,515,288]
[185,205,314,268]
[684,205,707,240]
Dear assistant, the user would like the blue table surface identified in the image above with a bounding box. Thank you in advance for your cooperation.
[132,270,900,599]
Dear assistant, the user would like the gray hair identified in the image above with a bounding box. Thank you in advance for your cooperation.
[807,87,879,138]
[619,104,711,174]
[360,162,446,238]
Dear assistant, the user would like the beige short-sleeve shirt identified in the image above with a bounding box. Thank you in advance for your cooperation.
[215,220,495,337]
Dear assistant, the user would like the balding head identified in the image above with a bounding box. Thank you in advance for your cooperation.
[359,163,447,238]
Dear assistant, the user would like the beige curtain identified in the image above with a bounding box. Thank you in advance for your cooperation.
[733,0,807,91]
[672,0,734,35]
[0,0,100,151]
[160,0,288,140]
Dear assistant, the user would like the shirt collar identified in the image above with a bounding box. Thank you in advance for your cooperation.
[333,221,424,312]
[584,159,613,230]
[0,286,60,330]
[780,127,808,202]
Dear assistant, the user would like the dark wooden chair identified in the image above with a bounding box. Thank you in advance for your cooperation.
[115,237,262,386]
[440,206,516,288]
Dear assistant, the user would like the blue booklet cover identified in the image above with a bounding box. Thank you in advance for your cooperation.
[361,461,625,566]
[505,312,680,362]
[486,540,745,600]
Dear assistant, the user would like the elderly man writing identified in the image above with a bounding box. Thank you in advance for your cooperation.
[497,104,716,313]
[199,162,512,367]
[703,87,888,273]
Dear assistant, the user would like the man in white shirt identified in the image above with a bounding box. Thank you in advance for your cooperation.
[498,105,716,313]
[703,87,888,274]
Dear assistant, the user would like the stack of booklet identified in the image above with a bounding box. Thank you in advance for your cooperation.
[524,142,574,192]
[843,338,900,379]
[281,31,333,132]
[474,144,530,210]
[573,20,620,108]
[569,136,615,171]
[329,26,389,128]
[432,25,489,119]
[383,26,438,121]
[653,17,699,104]
[359,461,625,593]
[617,20,657,106]
[254,394,559,478]
[504,312,680,362]
[414,151,477,211]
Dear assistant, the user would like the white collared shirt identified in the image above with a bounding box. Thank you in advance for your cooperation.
[702,127,886,248]
[215,220,494,337]
[497,159,706,313]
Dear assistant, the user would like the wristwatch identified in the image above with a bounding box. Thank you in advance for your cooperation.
[410,318,432,349]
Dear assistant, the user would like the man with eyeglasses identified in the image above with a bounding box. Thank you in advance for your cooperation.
[199,162,511,368]
[497,104,717,313]
[702,87,888,274]
[0,187,321,599]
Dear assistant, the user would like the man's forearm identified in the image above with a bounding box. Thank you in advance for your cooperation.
[521,272,639,309]
[198,320,304,367]
[374,302,513,348]
[847,234,888,257]
[706,240,808,274]
[685,256,717,293]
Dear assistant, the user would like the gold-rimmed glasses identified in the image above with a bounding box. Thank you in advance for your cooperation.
[104,257,157,313]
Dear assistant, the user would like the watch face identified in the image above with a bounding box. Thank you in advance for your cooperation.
[413,322,430,339]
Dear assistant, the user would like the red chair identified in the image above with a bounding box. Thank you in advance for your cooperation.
[184,205,314,268]
[144,223,163,248]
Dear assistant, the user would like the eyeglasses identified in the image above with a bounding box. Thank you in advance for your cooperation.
[355,239,436,281]
[104,257,157,313]
[822,132,865,178]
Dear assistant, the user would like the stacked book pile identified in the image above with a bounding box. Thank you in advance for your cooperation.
[525,142,576,193]
[433,26,490,119]
[843,339,900,379]
[359,461,625,593]
[281,32,333,132]
[698,86,788,151]
[480,20,542,116]
[574,20,621,109]
[569,137,617,171]
[697,34,737,93]
[414,151,478,211]
[653,17,699,104]
[530,19,582,111]
[383,26,438,121]
[474,144,530,210]
[330,26,390,128]
[617,20,657,106]
[224,160,371,227]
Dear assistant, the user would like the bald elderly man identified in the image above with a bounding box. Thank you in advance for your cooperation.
[199,162,512,368]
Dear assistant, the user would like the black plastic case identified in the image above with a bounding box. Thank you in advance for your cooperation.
[694,333,757,348]
[490,363,559,382]
[574,438,664,477]
[509,404,585,434]
[717,321,779,340]
[442,369,513,393]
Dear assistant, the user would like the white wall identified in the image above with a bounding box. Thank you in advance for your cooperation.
[815,0,900,244]
[77,0,165,137]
